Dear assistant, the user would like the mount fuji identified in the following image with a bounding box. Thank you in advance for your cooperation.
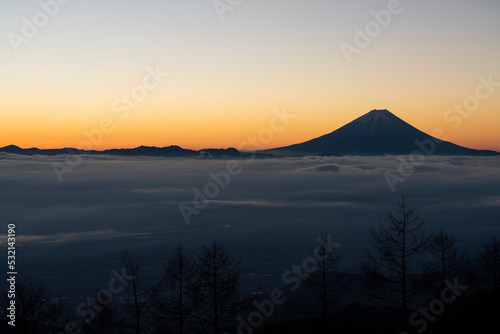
[267,109,499,156]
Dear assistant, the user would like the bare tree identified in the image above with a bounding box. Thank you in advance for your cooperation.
[362,195,430,331]
[478,235,500,293]
[422,228,466,334]
[121,250,155,334]
[80,285,123,334]
[190,241,241,334]
[153,243,196,334]
[2,282,65,334]
[424,228,465,290]
[306,234,351,333]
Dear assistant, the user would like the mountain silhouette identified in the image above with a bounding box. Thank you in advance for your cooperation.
[267,109,499,156]
[0,145,274,159]
[2,110,498,157]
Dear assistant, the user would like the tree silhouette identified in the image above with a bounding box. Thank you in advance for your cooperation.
[362,195,430,331]
[121,250,156,334]
[478,235,500,291]
[424,228,465,289]
[306,234,351,333]
[190,241,241,334]
[80,288,122,334]
[422,228,466,334]
[153,243,196,334]
[2,282,65,334]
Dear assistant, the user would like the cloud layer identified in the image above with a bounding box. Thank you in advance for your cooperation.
[1,154,499,299]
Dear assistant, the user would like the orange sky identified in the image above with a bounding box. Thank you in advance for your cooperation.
[1,1,499,152]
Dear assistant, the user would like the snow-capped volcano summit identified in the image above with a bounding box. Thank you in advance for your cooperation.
[336,109,415,136]
[267,109,499,156]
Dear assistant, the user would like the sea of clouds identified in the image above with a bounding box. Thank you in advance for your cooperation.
[0,153,499,301]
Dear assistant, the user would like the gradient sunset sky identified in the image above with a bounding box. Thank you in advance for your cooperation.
[1,0,499,151]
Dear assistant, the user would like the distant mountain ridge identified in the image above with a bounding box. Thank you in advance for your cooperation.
[0,145,274,159]
[267,109,499,156]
